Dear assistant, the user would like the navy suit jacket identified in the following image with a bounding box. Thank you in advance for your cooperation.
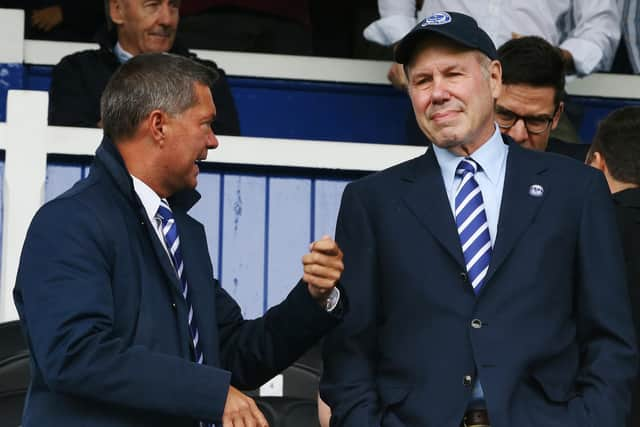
[13,137,341,427]
[321,137,636,427]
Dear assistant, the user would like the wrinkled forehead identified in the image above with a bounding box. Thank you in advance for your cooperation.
[406,35,488,72]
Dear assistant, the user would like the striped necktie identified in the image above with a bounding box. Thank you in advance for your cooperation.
[454,158,492,294]
[156,200,213,427]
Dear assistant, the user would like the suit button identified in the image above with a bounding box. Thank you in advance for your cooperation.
[471,319,482,329]
[171,302,177,310]
[463,375,473,387]
[460,272,468,282]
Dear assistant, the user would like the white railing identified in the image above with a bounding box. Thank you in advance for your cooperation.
[0,90,425,322]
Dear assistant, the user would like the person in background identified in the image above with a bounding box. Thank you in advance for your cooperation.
[15,52,345,427]
[587,106,640,427]
[496,36,589,161]
[0,0,104,42]
[364,1,620,89]
[48,0,240,136]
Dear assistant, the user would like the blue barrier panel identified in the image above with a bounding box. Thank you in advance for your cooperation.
[567,95,640,143]
[0,63,23,122]
[229,77,412,145]
[14,64,640,144]
[23,65,53,92]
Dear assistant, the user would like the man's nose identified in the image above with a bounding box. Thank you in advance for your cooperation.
[207,130,219,150]
[157,2,174,26]
[430,78,450,103]
[506,118,529,144]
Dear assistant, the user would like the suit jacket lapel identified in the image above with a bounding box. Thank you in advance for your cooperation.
[401,149,466,269]
[482,143,548,288]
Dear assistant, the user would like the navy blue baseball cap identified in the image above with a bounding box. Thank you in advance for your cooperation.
[395,11,498,64]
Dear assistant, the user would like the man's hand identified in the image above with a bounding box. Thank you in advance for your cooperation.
[387,62,408,91]
[31,6,63,32]
[302,235,344,302]
[222,386,268,427]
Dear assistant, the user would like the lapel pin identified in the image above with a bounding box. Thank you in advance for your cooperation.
[529,184,544,197]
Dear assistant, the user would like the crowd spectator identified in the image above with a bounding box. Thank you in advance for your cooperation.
[613,0,640,74]
[48,0,240,136]
[364,1,621,90]
[0,0,104,42]
[587,106,640,426]
[496,36,588,160]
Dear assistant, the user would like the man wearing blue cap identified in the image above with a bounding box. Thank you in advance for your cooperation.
[321,11,636,427]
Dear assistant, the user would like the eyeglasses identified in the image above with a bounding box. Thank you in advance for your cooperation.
[495,106,558,135]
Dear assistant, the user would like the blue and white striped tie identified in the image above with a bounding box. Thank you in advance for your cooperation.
[454,158,492,294]
[156,200,213,427]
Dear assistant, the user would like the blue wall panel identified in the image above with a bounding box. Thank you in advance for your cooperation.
[229,78,411,145]
[0,160,4,266]
[266,177,312,309]
[313,179,348,241]
[220,174,266,319]
[45,164,84,201]
[190,172,222,278]
[0,63,23,122]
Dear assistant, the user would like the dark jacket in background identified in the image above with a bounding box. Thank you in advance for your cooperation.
[613,188,640,427]
[48,29,241,136]
[546,137,589,162]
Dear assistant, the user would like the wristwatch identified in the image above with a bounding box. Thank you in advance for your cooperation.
[323,287,340,312]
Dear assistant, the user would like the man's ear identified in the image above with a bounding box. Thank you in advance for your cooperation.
[587,150,607,172]
[551,101,564,131]
[109,0,125,25]
[148,110,166,144]
[489,60,502,100]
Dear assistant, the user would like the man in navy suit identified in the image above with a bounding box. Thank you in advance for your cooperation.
[14,53,345,427]
[320,11,636,427]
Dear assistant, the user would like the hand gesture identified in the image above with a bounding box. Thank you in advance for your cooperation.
[222,386,268,427]
[302,236,344,302]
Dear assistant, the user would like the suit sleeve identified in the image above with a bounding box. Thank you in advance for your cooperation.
[320,183,383,426]
[214,278,343,390]
[574,170,638,425]
[14,199,232,422]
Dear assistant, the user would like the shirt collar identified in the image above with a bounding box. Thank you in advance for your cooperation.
[114,41,134,64]
[432,124,507,187]
[131,174,163,221]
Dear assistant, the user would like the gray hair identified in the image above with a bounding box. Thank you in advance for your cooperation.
[100,52,217,142]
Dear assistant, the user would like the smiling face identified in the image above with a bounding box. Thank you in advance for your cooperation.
[110,0,179,55]
[406,38,501,156]
[157,82,218,196]
[496,84,563,151]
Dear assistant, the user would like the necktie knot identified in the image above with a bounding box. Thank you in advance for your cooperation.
[456,158,479,177]
[156,200,173,226]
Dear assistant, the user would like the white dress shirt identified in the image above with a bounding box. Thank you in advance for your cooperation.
[364,0,621,75]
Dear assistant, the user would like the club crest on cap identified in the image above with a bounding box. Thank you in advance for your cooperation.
[421,12,452,27]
